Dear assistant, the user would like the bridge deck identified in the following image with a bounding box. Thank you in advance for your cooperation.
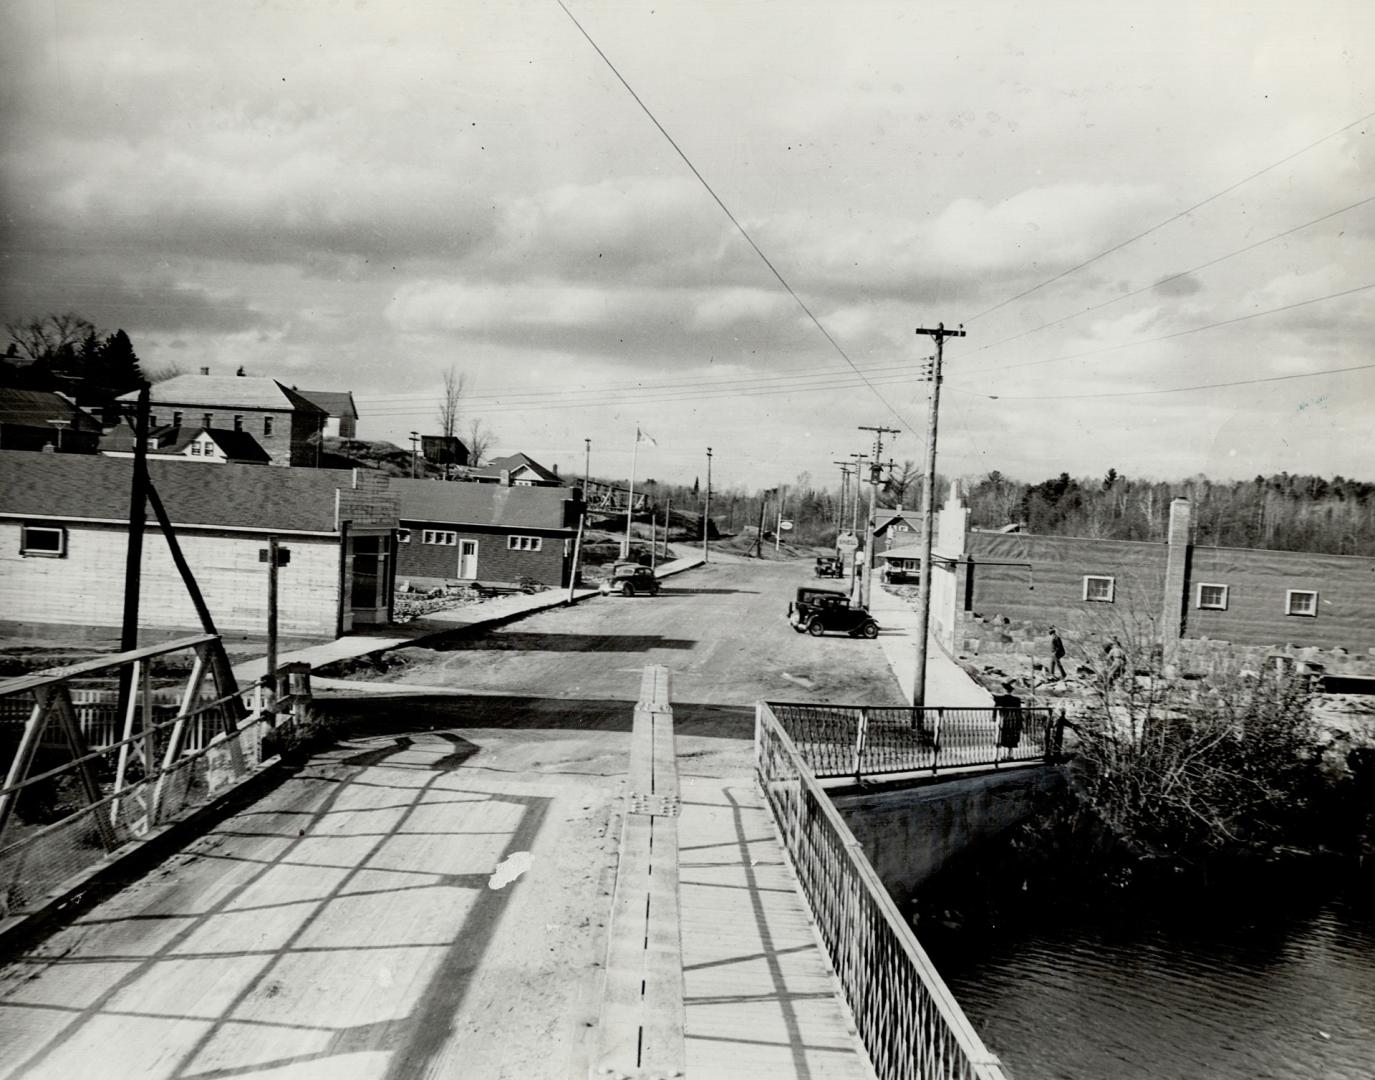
[679,776,873,1078]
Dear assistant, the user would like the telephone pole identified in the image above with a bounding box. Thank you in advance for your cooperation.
[857,426,900,608]
[831,461,853,539]
[702,447,712,561]
[912,322,966,707]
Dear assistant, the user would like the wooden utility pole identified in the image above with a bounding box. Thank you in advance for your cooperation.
[267,535,280,685]
[912,322,966,707]
[115,388,151,724]
[857,427,899,608]
[832,461,853,543]
[702,447,712,561]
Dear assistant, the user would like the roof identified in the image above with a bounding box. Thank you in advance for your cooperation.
[0,388,105,433]
[877,543,926,561]
[471,452,565,485]
[296,389,358,419]
[393,478,575,530]
[0,450,349,533]
[874,507,923,535]
[120,375,324,414]
[170,427,272,463]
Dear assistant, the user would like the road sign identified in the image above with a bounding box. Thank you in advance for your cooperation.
[779,520,794,531]
[837,532,858,550]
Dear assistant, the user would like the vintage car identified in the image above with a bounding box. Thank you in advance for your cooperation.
[814,556,844,578]
[787,586,879,638]
[602,561,660,597]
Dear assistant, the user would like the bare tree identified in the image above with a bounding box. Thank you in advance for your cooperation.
[5,312,95,362]
[436,366,465,439]
[465,416,495,467]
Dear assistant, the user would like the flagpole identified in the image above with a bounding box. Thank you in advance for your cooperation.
[623,428,639,560]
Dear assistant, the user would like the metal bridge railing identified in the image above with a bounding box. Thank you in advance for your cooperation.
[767,701,1062,780]
[0,637,310,919]
[755,702,1008,1080]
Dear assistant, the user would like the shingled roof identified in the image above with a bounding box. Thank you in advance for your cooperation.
[296,389,358,420]
[391,478,577,530]
[0,450,347,533]
[0,388,104,433]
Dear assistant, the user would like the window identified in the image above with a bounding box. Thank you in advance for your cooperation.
[397,529,411,544]
[20,525,66,557]
[1286,590,1318,617]
[190,443,201,455]
[507,535,543,551]
[422,530,457,545]
[263,415,274,436]
[172,411,183,426]
[233,414,244,432]
[1082,575,1115,603]
[1197,583,1229,610]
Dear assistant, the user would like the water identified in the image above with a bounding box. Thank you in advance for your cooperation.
[922,879,1375,1080]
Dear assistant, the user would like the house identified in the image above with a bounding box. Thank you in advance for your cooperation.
[420,435,469,468]
[872,506,923,548]
[0,388,104,453]
[392,476,583,589]
[469,452,566,487]
[0,451,399,641]
[100,422,272,465]
[876,542,923,584]
[117,371,327,466]
[296,389,359,439]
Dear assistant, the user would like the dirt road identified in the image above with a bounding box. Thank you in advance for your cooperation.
[0,558,901,1079]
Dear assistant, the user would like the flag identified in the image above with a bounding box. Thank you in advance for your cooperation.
[637,427,657,446]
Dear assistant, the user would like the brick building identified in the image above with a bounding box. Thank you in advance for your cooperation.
[118,372,327,466]
[923,484,1375,671]
[393,478,582,589]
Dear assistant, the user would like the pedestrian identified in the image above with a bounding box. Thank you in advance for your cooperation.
[993,680,1023,756]
[1048,626,1066,680]
[1106,638,1127,687]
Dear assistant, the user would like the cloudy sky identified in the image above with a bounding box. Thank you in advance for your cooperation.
[2,1,1371,491]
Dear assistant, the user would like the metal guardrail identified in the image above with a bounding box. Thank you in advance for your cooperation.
[768,702,1063,780]
[0,638,310,920]
[756,702,1008,1080]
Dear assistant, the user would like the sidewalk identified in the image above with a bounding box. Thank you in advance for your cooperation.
[232,555,707,688]
[865,584,992,708]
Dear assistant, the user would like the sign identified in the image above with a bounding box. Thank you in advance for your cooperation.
[779,520,794,531]
[836,532,859,550]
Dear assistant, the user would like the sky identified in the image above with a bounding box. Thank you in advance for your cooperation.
[2,1,1372,494]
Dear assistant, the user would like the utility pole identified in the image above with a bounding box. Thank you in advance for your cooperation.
[912,322,966,707]
[409,431,419,478]
[774,485,787,553]
[583,438,591,493]
[832,461,853,541]
[857,427,900,609]
[754,491,769,559]
[849,453,868,536]
[703,447,712,561]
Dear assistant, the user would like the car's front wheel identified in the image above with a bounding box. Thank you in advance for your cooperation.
[861,621,879,639]
[807,619,826,637]
[621,582,634,597]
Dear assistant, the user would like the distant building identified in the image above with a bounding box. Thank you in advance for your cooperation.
[0,451,399,640]
[873,506,923,548]
[118,371,326,466]
[295,389,359,439]
[100,422,272,465]
[469,452,566,487]
[393,475,582,589]
[421,435,469,467]
[0,388,104,453]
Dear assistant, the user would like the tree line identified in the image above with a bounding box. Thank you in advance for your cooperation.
[3,312,147,414]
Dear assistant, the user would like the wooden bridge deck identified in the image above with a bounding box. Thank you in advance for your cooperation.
[678,776,874,1078]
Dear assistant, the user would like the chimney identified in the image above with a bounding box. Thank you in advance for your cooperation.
[500,469,511,486]
[199,366,210,376]
[236,366,246,376]
[553,463,559,477]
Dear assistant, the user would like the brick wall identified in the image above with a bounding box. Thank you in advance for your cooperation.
[1,520,342,638]
[148,404,295,465]
[397,523,569,587]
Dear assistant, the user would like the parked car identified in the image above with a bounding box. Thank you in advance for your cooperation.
[787,586,879,638]
[602,561,660,597]
[814,556,844,578]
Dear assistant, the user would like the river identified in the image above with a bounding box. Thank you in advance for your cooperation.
[921,875,1375,1079]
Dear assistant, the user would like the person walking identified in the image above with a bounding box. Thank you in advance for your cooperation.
[1049,626,1066,680]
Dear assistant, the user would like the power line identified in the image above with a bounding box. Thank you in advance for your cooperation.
[962,107,1375,326]
[951,279,1375,378]
[553,0,917,437]
[964,192,1375,365]
[952,360,1375,402]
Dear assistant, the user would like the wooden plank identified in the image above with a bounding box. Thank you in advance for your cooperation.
[0,635,218,697]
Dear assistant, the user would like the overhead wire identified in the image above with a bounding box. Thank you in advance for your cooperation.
[553,0,918,437]
[961,107,1375,327]
[950,360,1375,402]
[963,192,1375,367]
